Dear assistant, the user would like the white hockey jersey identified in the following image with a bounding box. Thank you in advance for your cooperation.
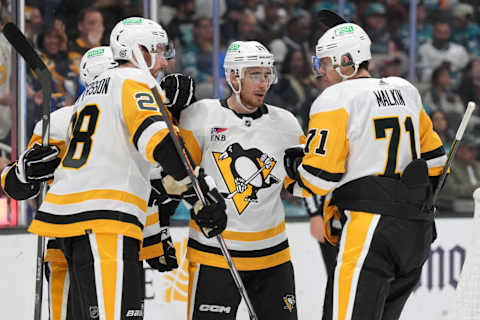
[0,105,165,259]
[299,76,446,196]
[180,99,304,270]
[28,67,171,242]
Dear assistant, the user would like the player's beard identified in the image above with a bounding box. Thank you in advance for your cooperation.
[239,90,264,111]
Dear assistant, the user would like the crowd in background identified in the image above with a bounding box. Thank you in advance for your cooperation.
[1,0,480,215]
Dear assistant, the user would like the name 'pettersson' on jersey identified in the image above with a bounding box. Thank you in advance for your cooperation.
[80,76,111,100]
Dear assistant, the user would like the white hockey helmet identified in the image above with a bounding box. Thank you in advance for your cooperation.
[224,41,276,93]
[80,46,118,85]
[313,23,371,79]
[109,17,174,70]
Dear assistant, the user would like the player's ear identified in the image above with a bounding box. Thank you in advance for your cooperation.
[230,70,239,91]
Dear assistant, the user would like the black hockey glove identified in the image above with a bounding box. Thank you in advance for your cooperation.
[159,73,196,121]
[183,168,227,238]
[284,145,305,181]
[146,227,179,272]
[16,144,61,183]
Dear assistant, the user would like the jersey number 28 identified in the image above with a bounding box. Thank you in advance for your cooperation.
[62,104,100,169]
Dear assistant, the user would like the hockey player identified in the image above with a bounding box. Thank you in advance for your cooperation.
[1,46,184,320]
[285,19,447,320]
[22,17,226,320]
[171,41,303,319]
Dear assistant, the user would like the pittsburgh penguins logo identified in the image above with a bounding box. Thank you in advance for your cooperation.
[213,143,280,215]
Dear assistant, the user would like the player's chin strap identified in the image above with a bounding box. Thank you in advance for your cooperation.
[131,43,155,70]
[335,63,359,81]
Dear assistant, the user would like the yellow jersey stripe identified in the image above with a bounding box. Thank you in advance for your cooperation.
[145,128,169,164]
[139,242,164,260]
[145,212,159,227]
[189,220,286,242]
[45,189,147,212]
[1,163,14,191]
[179,127,203,166]
[187,246,291,271]
[28,218,143,241]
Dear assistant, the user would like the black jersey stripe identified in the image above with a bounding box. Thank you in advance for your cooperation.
[188,238,289,258]
[35,210,143,229]
[303,164,343,182]
[132,115,165,149]
[421,146,445,161]
[143,233,162,247]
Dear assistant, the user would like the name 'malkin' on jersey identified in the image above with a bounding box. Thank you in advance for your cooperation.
[373,89,406,107]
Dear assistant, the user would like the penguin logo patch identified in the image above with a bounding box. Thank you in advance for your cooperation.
[213,143,280,215]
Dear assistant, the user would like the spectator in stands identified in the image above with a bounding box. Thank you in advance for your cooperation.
[378,56,407,78]
[441,135,480,200]
[68,7,104,76]
[220,1,246,45]
[25,5,43,47]
[269,12,312,68]
[257,0,284,45]
[269,49,318,130]
[422,63,465,125]
[361,2,407,77]
[166,0,195,47]
[457,59,480,108]
[451,3,480,58]
[231,9,260,42]
[395,1,432,53]
[430,110,454,153]
[418,19,469,86]
[181,16,214,84]
[27,22,73,134]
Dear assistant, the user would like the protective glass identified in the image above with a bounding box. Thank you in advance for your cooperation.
[244,67,277,85]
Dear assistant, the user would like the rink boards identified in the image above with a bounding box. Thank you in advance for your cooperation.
[0,218,472,319]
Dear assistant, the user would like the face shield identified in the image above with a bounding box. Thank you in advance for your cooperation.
[243,66,277,86]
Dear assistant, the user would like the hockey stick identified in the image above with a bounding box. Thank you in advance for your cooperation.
[133,46,258,320]
[432,101,476,207]
[2,22,52,320]
[221,164,266,199]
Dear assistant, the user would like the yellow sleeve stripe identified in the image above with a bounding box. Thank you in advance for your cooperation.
[428,166,445,176]
[27,134,41,148]
[189,219,286,242]
[145,128,170,164]
[145,212,159,227]
[179,127,203,166]
[45,189,147,212]
[139,243,164,260]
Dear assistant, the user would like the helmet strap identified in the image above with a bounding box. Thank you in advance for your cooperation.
[227,69,257,114]
[335,63,359,81]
